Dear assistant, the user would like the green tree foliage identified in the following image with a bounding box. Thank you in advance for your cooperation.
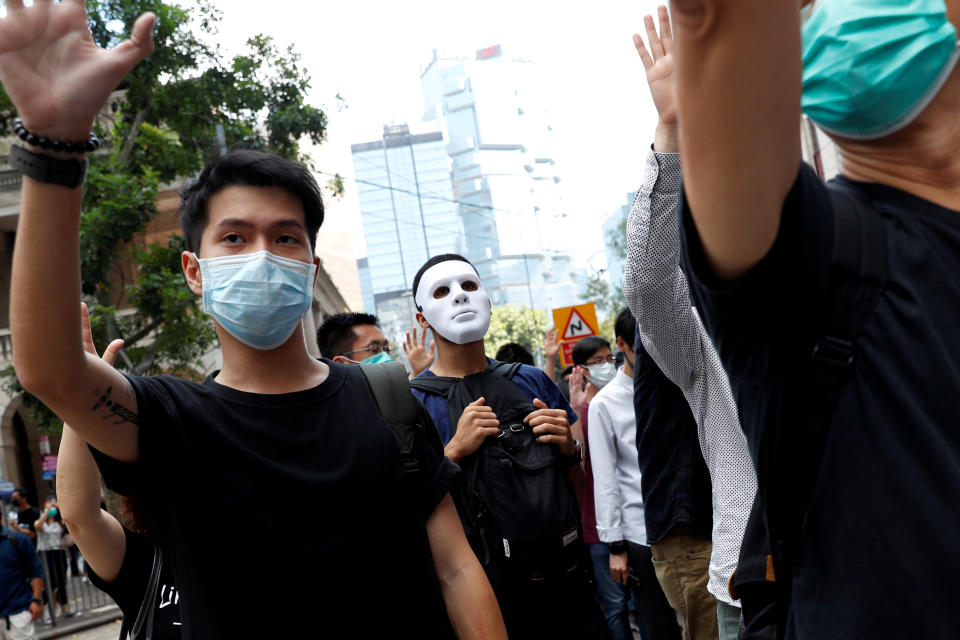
[1,0,329,433]
[582,272,626,344]
[485,304,550,363]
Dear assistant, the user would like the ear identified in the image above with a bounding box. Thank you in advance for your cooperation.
[312,256,321,287]
[416,311,431,331]
[182,251,203,296]
[615,336,627,354]
[332,355,350,365]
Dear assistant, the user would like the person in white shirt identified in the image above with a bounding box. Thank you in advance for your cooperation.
[589,308,680,640]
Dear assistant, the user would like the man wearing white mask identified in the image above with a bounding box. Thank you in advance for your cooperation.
[409,254,609,639]
[3,4,506,637]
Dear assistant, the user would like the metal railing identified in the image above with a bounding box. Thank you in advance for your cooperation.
[35,545,119,631]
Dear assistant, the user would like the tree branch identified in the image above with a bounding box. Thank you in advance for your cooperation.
[117,105,153,165]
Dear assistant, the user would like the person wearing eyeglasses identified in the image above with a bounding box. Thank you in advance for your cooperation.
[317,313,435,379]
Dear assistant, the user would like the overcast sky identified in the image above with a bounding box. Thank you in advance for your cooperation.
[212,0,666,269]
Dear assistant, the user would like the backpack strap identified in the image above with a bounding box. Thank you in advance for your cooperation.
[408,376,458,398]
[360,362,421,473]
[487,359,523,380]
[127,543,162,640]
[811,184,889,379]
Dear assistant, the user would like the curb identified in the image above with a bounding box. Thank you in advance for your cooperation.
[36,607,122,640]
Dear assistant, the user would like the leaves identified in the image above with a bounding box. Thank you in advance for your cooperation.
[485,304,550,363]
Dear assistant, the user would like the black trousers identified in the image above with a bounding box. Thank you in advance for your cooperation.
[627,541,683,640]
[486,544,612,640]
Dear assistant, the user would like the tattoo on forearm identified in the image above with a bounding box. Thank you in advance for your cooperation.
[91,384,139,426]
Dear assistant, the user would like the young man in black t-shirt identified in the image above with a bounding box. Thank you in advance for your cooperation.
[3,5,505,638]
[668,1,960,637]
[8,490,40,548]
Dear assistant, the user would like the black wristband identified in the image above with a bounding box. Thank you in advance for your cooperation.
[9,145,88,189]
[31,597,43,605]
[608,540,627,555]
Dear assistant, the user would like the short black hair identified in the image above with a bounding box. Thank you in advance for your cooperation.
[12,487,26,499]
[179,149,324,254]
[615,307,636,346]
[560,365,574,379]
[317,312,380,358]
[571,336,610,366]
[495,342,535,366]
[412,253,479,309]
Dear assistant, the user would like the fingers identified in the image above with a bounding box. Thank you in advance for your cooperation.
[658,5,673,54]
[468,397,486,407]
[4,0,24,10]
[633,33,654,70]
[532,397,547,410]
[102,339,124,367]
[419,327,426,347]
[80,302,95,355]
[644,13,664,59]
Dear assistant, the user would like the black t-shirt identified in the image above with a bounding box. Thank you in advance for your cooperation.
[17,508,40,546]
[679,163,960,638]
[92,361,459,639]
[87,526,181,640]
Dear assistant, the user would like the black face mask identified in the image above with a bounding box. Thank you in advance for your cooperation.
[10,496,20,507]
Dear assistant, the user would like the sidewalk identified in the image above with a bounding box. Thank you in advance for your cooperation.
[36,606,121,640]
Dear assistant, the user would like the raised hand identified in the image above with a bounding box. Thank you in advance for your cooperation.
[634,6,678,153]
[0,0,155,142]
[403,326,435,377]
[79,302,123,364]
[568,366,599,411]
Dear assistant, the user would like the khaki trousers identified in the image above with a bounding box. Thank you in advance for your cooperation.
[650,534,719,640]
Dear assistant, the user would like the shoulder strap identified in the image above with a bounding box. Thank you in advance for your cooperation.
[359,362,421,472]
[486,359,523,380]
[127,544,162,640]
[408,376,459,398]
[812,183,889,380]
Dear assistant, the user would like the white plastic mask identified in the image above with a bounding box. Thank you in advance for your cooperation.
[415,260,491,345]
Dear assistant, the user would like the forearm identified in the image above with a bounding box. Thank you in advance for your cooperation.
[623,149,702,388]
[11,177,86,394]
[586,414,623,542]
[672,0,802,280]
[31,578,43,600]
[57,427,107,529]
[441,563,507,639]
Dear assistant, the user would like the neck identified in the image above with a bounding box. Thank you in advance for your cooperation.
[215,325,328,394]
[621,361,633,379]
[18,504,29,512]
[430,339,489,378]
[835,71,960,211]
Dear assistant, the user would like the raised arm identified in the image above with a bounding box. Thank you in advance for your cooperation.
[670,0,803,280]
[623,10,702,389]
[56,304,127,582]
[4,1,155,461]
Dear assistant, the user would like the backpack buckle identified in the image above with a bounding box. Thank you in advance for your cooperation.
[811,335,854,370]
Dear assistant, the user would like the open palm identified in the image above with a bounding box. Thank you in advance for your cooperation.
[0,0,154,140]
[633,6,676,126]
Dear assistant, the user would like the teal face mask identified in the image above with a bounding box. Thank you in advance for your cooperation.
[802,0,960,140]
[361,351,392,364]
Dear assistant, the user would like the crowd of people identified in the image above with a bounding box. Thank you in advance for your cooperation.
[2,0,959,638]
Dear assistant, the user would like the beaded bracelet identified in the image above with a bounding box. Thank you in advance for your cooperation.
[11,117,101,154]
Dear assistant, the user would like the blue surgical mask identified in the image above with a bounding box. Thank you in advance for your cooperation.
[197,250,316,350]
[802,0,960,140]
[360,351,392,364]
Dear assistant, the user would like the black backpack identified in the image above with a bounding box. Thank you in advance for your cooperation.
[410,361,582,578]
[733,180,889,640]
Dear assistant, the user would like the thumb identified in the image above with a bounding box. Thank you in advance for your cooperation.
[101,340,124,367]
[532,398,547,410]
[112,12,156,67]
[468,397,486,407]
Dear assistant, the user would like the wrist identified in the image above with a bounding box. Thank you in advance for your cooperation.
[444,441,462,463]
[653,122,679,154]
[608,540,628,555]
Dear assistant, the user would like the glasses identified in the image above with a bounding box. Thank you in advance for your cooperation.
[342,344,394,358]
[584,355,615,366]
